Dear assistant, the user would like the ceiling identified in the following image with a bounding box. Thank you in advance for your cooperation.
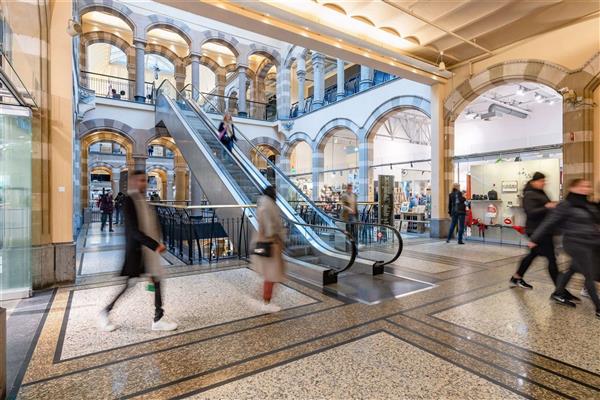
[155,0,599,84]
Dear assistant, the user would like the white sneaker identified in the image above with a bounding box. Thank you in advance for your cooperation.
[98,310,116,332]
[151,316,178,331]
[261,302,281,313]
[581,288,590,298]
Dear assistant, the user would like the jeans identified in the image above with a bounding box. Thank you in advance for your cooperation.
[515,236,558,283]
[446,213,465,243]
[114,207,122,225]
[106,277,164,322]
[554,242,600,312]
[100,212,113,231]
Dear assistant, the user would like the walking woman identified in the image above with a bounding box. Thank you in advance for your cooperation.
[218,112,237,153]
[250,186,285,313]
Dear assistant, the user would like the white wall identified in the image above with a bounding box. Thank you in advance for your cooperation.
[373,136,430,164]
[454,103,562,156]
[88,98,156,130]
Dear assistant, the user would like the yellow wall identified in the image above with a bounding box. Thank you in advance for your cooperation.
[594,85,600,198]
[49,0,74,243]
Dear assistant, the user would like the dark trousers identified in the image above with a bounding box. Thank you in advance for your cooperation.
[115,207,123,224]
[345,215,358,251]
[101,212,113,231]
[555,242,600,312]
[105,277,164,322]
[515,237,558,283]
[447,213,465,243]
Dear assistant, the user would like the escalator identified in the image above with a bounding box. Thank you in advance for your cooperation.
[155,80,401,285]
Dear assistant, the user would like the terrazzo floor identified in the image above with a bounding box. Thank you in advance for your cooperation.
[11,237,600,399]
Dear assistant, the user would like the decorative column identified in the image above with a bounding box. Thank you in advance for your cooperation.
[215,68,227,112]
[296,56,306,115]
[276,65,291,119]
[311,52,325,110]
[429,83,449,238]
[358,135,373,201]
[132,154,147,172]
[111,167,121,195]
[237,65,248,117]
[359,65,373,91]
[312,146,324,201]
[134,40,146,102]
[190,54,201,100]
[166,170,174,201]
[336,59,345,101]
[174,166,187,202]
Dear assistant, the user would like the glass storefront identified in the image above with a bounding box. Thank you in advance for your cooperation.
[0,105,32,299]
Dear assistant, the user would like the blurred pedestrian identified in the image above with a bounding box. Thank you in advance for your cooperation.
[530,179,600,318]
[114,192,125,225]
[99,191,114,232]
[510,172,560,290]
[218,112,237,154]
[446,183,466,244]
[341,183,358,245]
[98,170,178,332]
[250,186,285,313]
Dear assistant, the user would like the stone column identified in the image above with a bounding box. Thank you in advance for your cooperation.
[237,65,248,116]
[191,54,201,101]
[134,40,146,102]
[175,71,186,92]
[174,166,187,202]
[311,52,325,110]
[336,59,345,101]
[166,170,174,201]
[132,154,147,172]
[312,147,324,201]
[215,69,227,112]
[111,167,121,195]
[276,65,291,119]
[359,65,373,91]
[358,135,373,201]
[296,56,306,115]
[429,83,449,238]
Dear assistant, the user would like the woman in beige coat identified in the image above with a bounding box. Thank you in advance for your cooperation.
[251,186,286,313]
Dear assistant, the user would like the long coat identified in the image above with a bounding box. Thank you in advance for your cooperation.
[252,195,286,283]
[120,193,160,277]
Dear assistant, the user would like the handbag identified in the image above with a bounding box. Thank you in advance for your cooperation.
[253,241,272,257]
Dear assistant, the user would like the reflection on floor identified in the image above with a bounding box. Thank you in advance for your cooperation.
[10,237,600,399]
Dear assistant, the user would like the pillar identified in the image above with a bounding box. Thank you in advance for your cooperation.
[358,135,373,202]
[111,167,120,194]
[132,155,147,172]
[166,170,174,200]
[312,147,324,201]
[134,40,146,102]
[276,65,291,119]
[311,52,325,110]
[216,69,226,112]
[175,71,186,92]
[359,65,373,91]
[336,59,345,101]
[429,83,449,238]
[296,56,306,115]
[191,54,201,101]
[237,65,248,116]
[174,166,187,201]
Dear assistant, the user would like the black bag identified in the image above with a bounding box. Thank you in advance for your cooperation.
[253,241,272,257]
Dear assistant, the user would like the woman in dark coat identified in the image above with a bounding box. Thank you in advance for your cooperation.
[530,179,600,318]
[218,112,237,153]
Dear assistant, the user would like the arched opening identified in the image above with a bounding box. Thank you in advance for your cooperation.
[84,42,132,99]
[147,27,190,58]
[368,108,432,224]
[185,62,217,94]
[250,144,279,183]
[145,53,175,88]
[147,168,167,200]
[453,81,563,245]
[288,141,312,197]
[320,129,358,202]
[81,10,134,42]
[89,166,113,205]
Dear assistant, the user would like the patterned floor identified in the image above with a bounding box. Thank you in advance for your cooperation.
[6,231,600,399]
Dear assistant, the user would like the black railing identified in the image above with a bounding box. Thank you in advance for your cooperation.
[80,71,155,104]
[153,204,251,265]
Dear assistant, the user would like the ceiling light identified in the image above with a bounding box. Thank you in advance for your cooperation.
[516,86,525,96]
[437,51,446,71]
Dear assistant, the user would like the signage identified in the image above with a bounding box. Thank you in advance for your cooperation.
[378,175,395,226]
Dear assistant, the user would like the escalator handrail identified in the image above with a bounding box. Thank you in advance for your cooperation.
[180,82,403,266]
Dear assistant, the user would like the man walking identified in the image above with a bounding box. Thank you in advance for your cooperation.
[99,191,114,232]
[114,192,125,225]
[341,183,359,248]
[446,184,466,244]
[98,170,177,332]
[510,172,560,290]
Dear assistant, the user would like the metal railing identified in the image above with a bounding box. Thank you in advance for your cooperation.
[80,71,155,104]
[184,89,277,121]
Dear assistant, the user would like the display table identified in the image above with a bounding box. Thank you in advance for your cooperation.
[398,212,428,233]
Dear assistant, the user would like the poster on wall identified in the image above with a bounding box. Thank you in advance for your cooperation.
[501,180,518,193]
[378,175,395,226]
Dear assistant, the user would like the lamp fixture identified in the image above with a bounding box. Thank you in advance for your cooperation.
[437,51,446,71]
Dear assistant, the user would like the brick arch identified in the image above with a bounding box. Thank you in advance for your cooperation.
[144,43,184,70]
[89,161,117,171]
[79,31,135,81]
[79,0,136,35]
[89,165,113,176]
[362,96,431,142]
[256,58,275,81]
[199,33,241,58]
[246,48,281,68]
[282,132,313,159]
[144,16,193,48]
[314,118,360,151]
[250,136,282,154]
[78,118,136,143]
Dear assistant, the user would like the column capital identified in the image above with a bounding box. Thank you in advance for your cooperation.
[297,69,306,79]
[190,53,202,63]
[311,52,325,65]
[132,154,148,160]
[236,65,249,73]
[133,39,147,49]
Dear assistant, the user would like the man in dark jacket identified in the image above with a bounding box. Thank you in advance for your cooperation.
[114,192,125,225]
[99,191,114,232]
[510,172,560,290]
[530,179,600,318]
[446,183,467,244]
[98,170,177,332]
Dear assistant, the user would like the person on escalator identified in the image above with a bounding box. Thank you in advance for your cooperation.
[249,185,285,313]
[218,112,237,154]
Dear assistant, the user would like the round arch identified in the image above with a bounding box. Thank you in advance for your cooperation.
[282,132,312,159]
[199,35,240,58]
[247,48,281,68]
[314,119,360,151]
[250,136,282,154]
[144,16,193,48]
[79,1,136,35]
[362,96,431,141]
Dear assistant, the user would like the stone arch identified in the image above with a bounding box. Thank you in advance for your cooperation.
[144,16,193,48]
[79,31,135,83]
[90,165,113,176]
[250,136,282,154]
[283,46,309,69]
[144,43,184,69]
[79,0,137,35]
[282,132,313,159]
[78,119,137,144]
[246,48,281,68]
[199,33,240,58]
[362,96,431,141]
[315,118,360,151]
